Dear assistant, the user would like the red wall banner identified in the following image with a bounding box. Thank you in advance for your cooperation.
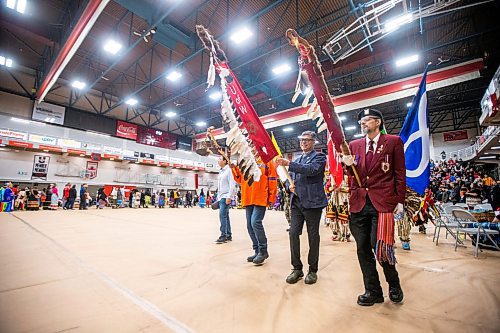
[136,126,177,149]
[116,121,138,140]
[443,130,468,142]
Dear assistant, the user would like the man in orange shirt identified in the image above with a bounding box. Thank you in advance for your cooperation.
[233,153,278,265]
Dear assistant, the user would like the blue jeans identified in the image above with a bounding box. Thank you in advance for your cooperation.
[219,199,231,238]
[245,205,267,253]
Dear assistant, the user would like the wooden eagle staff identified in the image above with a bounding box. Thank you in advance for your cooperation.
[286,29,362,187]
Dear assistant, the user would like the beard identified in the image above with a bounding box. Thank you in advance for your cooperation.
[361,127,369,135]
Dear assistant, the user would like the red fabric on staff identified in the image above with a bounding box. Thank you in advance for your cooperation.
[302,62,345,152]
[327,131,343,187]
[216,62,278,163]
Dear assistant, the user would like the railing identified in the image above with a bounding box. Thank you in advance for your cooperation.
[447,126,500,161]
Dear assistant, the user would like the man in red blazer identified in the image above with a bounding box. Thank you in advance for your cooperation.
[343,108,406,306]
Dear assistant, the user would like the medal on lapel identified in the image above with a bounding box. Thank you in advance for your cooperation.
[354,154,360,166]
[381,154,390,173]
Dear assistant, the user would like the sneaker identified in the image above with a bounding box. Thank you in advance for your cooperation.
[215,236,227,244]
[402,241,410,250]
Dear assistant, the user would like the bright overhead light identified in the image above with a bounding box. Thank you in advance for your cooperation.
[230,27,253,44]
[345,125,357,131]
[283,127,293,132]
[339,116,346,121]
[103,39,122,55]
[126,98,138,106]
[72,80,86,90]
[354,133,364,138]
[479,156,496,160]
[272,64,291,75]
[209,91,221,100]
[491,146,500,150]
[396,54,419,67]
[166,70,182,81]
[196,121,207,127]
[6,0,26,14]
[384,13,413,32]
[165,111,177,118]
[406,102,412,108]
[0,56,13,68]
[16,0,26,13]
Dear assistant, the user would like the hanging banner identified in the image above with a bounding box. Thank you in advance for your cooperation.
[32,101,66,125]
[116,121,138,140]
[86,161,98,179]
[443,130,468,142]
[31,155,50,180]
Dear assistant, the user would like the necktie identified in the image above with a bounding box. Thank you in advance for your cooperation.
[366,140,374,171]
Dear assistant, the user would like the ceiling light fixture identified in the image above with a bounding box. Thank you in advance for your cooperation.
[166,70,182,81]
[272,64,291,75]
[339,116,346,121]
[0,56,13,68]
[6,0,26,14]
[384,13,413,32]
[354,133,364,138]
[345,125,357,131]
[165,111,177,118]
[230,27,253,44]
[196,121,207,127]
[103,39,122,55]
[283,127,293,132]
[209,91,221,100]
[406,102,412,108]
[72,80,86,90]
[395,54,419,67]
[126,98,138,106]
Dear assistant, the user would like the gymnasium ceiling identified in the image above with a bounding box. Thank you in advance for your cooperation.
[0,0,499,150]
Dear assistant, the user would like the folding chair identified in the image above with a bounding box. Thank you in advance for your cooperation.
[452,209,500,257]
[433,205,464,245]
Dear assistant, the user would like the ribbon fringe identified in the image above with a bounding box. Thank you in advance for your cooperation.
[375,212,397,265]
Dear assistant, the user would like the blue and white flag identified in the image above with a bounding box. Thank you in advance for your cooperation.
[400,67,430,195]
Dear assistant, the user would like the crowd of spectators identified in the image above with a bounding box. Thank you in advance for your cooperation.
[428,158,500,211]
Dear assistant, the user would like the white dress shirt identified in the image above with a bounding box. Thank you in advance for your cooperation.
[217,165,236,200]
[365,133,381,153]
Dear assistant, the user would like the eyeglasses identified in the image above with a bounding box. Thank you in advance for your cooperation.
[299,138,314,142]
[358,117,378,125]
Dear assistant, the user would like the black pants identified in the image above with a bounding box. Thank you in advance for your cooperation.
[79,196,87,210]
[349,198,400,294]
[289,199,322,273]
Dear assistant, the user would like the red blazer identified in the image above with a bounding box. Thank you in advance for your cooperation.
[346,134,406,213]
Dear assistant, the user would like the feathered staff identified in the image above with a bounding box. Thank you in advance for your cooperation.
[286,29,361,187]
[196,25,280,186]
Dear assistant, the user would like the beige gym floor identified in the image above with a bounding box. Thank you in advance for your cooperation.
[0,207,498,333]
